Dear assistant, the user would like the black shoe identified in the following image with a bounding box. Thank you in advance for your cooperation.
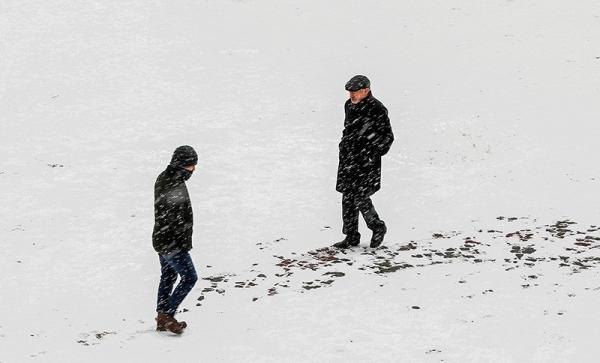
[370,222,387,248]
[333,234,360,248]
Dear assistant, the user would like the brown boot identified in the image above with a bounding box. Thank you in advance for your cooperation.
[156,312,185,334]
[156,312,187,330]
[160,314,187,329]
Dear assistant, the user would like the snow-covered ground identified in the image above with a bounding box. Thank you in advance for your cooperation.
[2,1,600,361]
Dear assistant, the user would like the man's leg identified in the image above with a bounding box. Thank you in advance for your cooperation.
[157,254,178,314]
[354,196,383,229]
[355,196,387,247]
[342,193,360,237]
[156,254,186,333]
[163,251,198,316]
[334,193,361,248]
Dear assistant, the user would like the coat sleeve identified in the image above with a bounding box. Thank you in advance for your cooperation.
[366,104,394,157]
[156,186,190,233]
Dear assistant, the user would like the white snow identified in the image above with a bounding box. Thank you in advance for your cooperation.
[1,0,600,362]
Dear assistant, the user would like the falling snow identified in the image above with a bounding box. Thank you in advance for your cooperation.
[2,0,600,362]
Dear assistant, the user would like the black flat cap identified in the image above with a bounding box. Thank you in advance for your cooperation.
[345,75,370,91]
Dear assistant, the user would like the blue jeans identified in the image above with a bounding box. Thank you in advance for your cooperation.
[157,250,198,316]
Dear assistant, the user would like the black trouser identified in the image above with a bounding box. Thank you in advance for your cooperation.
[342,193,384,236]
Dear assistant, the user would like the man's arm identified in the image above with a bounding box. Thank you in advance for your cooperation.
[155,186,189,234]
[361,104,394,157]
[374,105,394,156]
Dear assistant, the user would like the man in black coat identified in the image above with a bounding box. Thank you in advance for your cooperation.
[152,145,199,334]
[334,75,394,248]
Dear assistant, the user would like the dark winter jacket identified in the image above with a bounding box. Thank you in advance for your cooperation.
[152,165,194,254]
[336,92,394,196]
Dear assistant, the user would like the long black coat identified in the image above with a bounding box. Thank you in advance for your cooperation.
[336,92,394,197]
[152,165,194,254]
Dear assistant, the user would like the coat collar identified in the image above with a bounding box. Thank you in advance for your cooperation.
[166,164,190,183]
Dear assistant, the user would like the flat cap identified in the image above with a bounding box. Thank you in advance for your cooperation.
[345,75,370,91]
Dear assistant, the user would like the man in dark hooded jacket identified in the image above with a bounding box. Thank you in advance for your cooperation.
[334,75,394,248]
[152,145,199,334]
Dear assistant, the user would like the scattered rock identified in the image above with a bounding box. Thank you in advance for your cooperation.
[302,284,321,290]
[398,243,417,251]
[323,271,345,278]
[95,332,115,340]
[167,218,600,316]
